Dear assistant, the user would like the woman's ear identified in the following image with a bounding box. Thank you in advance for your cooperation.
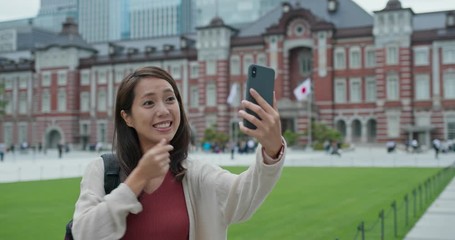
[120,110,133,127]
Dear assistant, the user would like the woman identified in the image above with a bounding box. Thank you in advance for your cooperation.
[71,66,286,240]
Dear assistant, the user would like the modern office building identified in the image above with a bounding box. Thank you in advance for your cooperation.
[195,0,288,26]
[33,0,78,33]
[129,0,196,39]
[1,0,454,150]
[78,0,130,43]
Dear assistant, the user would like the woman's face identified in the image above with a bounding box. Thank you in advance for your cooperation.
[121,77,181,150]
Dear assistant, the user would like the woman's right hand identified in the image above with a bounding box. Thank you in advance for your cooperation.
[124,139,174,196]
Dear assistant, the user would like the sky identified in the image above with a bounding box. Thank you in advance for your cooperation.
[0,0,453,22]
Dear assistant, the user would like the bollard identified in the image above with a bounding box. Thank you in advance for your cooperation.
[379,209,385,240]
[404,194,409,226]
[419,184,423,210]
[413,189,417,218]
[357,221,365,240]
[391,201,398,237]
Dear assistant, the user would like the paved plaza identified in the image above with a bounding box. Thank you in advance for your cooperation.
[0,145,454,239]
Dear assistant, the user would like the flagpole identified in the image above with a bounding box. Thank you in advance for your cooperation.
[307,92,312,151]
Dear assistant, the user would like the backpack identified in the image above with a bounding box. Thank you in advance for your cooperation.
[64,153,120,240]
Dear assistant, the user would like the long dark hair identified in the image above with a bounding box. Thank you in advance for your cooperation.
[114,66,190,181]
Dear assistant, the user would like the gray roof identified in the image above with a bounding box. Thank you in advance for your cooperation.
[413,11,452,31]
[238,0,373,37]
[15,26,61,51]
[34,32,95,52]
[92,33,196,55]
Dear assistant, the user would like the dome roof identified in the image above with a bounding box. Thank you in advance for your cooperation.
[209,16,225,27]
[385,0,402,10]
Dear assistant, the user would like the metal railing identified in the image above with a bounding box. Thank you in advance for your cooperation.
[340,162,455,240]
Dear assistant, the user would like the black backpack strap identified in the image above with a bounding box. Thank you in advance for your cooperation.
[101,153,120,194]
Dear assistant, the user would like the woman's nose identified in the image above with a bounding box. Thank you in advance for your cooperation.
[156,102,170,116]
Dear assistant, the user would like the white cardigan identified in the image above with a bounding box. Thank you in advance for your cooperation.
[72,144,286,240]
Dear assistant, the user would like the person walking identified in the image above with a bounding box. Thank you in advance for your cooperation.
[0,142,5,162]
[432,138,441,159]
[70,66,286,240]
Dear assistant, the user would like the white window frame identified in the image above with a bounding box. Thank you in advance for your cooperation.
[97,90,107,111]
[4,77,13,90]
[386,45,399,65]
[387,73,399,100]
[80,121,90,136]
[415,74,430,100]
[115,69,124,83]
[349,47,361,69]
[58,70,67,86]
[444,70,455,99]
[365,76,377,102]
[206,82,216,106]
[171,65,181,79]
[414,47,429,66]
[387,114,400,137]
[442,46,455,64]
[58,88,67,112]
[97,121,107,143]
[365,47,376,68]
[3,124,13,146]
[80,92,90,112]
[206,59,216,76]
[190,86,199,107]
[334,48,346,70]
[190,63,199,78]
[81,70,90,86]
[243,54,253,75]
[335,78,346,103]
[349,78,362,103]
[18,123,27,143]
[42,72,51,87]
[42,89,50,113]
[98,71,107,84]
[18,92,27,114]
[230,55,240,75]
[257,53,267,66]
[19,76,27,89]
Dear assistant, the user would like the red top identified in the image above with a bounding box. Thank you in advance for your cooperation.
[122,171,189,240]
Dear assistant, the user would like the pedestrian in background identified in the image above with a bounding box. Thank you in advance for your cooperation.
[0,142,5,162]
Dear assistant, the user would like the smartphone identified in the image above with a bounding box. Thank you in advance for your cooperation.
[243,64,275,130]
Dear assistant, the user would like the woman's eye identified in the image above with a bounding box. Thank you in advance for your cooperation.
[166,96,176,102]
[143,100,154,106]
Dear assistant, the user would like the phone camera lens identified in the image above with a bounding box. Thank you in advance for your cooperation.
[252,67,257,77]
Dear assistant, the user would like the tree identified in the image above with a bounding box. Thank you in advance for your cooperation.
[202,126,229,150]
[307,122,343,150]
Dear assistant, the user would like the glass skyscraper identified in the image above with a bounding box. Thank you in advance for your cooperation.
[129,0,195,38]
[33,0,78,32]
[78,0,130,43]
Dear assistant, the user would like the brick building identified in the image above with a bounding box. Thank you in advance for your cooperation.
[1,0,455,150]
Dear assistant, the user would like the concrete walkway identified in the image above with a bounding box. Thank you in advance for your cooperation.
[404,178,455,240]
[1,146,454,239]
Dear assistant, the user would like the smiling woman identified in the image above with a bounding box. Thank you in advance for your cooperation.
[70,66,287,240]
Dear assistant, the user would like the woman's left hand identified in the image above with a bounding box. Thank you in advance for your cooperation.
[239,89,282,157]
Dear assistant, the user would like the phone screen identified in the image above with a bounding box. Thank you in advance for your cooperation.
[243,64,275,130]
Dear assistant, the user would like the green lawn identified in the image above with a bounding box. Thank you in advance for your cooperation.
[0,167,448,240]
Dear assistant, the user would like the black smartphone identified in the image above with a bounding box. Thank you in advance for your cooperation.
[243,64,275,130]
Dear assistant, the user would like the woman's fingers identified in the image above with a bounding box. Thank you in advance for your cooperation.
[249,88,275,113]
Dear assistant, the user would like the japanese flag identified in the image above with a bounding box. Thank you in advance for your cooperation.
[293,78,311,101]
